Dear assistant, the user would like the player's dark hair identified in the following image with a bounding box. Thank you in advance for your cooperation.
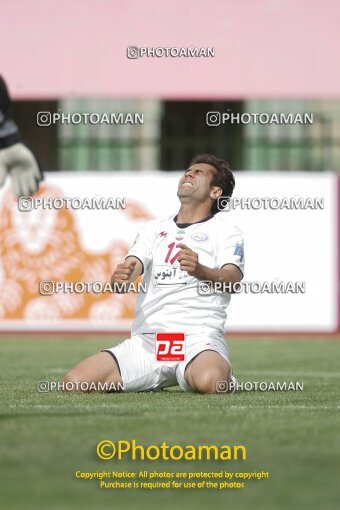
[190,153,235,215]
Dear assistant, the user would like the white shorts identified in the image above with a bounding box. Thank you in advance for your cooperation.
[103,333,231,392]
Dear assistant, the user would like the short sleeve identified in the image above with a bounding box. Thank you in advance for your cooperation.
[216,224,245,278]
[125,219,159,274]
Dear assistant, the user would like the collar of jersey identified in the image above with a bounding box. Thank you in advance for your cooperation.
[173,213,213,229]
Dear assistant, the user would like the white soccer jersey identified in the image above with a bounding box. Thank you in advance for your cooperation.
[126,212,245,338]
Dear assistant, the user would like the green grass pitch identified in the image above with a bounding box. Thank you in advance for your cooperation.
[0,336,339,510]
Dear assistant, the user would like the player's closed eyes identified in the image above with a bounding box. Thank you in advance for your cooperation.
[185,169,204,175]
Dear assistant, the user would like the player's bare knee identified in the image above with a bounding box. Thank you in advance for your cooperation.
[61,369,83,391]
[194,367,230,394]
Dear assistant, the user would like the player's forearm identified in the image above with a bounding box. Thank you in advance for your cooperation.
[110,256,143,294]
[125,256,143,281]
[195,263,242,285]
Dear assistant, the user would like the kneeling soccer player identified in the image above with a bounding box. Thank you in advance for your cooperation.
[63,154,244,394]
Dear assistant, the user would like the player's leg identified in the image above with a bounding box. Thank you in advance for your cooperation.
[62,351,122,391]
[184,350,232,394]
[62,335,170,393]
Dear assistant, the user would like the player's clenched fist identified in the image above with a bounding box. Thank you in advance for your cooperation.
[178,243,201,277]
[111,259,138,293]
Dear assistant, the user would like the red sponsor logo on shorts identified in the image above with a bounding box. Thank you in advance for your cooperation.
[155,333,185,361]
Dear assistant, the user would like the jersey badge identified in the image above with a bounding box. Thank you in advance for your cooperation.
[191,232,209,242]
[234,243,244,261]
[175,230,186,241]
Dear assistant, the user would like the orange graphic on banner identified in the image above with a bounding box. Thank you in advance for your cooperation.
[0,185,153,325]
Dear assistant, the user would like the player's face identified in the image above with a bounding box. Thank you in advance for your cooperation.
[177,163,220,202]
